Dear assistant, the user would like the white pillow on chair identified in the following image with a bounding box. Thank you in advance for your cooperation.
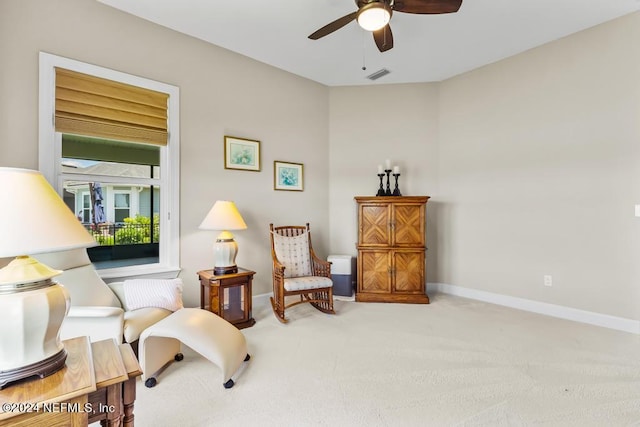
[124,278,184,312]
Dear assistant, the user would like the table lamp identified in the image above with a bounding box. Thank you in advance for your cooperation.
[0,167,96,388]
[199,201,247,275]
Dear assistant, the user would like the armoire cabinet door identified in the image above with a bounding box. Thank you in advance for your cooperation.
[392,250,425,294]
[392,204,425,247]
[358,203,390,246]
[358,250,391,294]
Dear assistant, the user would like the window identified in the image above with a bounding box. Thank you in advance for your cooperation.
[39,52,180,280]
[114,192,131,223]
[61,135,161,268]
[81,192,91,223]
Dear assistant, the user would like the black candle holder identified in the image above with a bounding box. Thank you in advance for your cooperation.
[385,169,392,196]
[376,173,386,196]
[392,173,402,196]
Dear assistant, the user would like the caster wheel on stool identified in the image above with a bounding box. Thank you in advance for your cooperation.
[223,379,234,389]
[244,354,251,362]
[175,353,184,362]
[145,377,157,388]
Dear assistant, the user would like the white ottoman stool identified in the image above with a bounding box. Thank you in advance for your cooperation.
[139,308,250,389]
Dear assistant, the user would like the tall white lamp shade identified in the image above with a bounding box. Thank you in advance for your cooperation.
[0,167,96,388]
[199,201,247,275]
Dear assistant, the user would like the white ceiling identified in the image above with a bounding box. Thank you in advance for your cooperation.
[97,0,640,86]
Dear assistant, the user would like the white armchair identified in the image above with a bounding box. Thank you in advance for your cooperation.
[36,249,251,388]
[34,248,174,350]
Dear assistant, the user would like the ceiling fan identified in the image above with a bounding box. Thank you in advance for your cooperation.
[308,0,463,53]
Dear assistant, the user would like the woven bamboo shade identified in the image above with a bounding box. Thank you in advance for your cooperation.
[55,68,169,146]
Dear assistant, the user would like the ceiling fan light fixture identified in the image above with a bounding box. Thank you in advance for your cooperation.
[357,3,391,32]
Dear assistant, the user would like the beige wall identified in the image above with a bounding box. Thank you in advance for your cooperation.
[0,0,330,305]
[2,0,639,321]
[328,84,440,280]
[437,12,640,320]
[327,12,640,321]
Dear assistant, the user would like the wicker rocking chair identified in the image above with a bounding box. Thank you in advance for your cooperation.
[269,223,335,323]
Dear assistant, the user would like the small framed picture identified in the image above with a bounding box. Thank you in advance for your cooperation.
[224,136,261,171]
[274,161,304,191]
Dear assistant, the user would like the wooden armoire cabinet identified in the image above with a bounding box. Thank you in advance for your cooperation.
[355,196,430,304]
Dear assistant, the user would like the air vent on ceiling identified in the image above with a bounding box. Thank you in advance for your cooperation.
[366,68,391,81]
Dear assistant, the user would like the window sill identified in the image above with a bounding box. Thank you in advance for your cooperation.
[98,264,181,283]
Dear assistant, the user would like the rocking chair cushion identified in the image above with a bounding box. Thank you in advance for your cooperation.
[284,276,333,292]
[273,232,312,278]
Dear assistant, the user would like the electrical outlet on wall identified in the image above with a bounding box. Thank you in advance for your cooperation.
[544,275,553,287]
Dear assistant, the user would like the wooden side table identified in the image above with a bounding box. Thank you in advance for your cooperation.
[0,337,141,427]
[118,343,143,427]
[0,336,96,427]
[88,339,141,427]
[198,268,256,329]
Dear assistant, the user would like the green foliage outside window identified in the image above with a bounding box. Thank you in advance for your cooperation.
[93,231,115,246]
[91,214,160,245]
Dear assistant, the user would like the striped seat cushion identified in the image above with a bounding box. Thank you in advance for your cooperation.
[284,276,333,292]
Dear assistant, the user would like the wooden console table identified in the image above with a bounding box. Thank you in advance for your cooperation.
[198,268,256,329]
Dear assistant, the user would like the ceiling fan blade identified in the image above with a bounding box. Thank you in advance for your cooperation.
[373,25,394,52]
[308,11,358,40]
[394,0,462,14]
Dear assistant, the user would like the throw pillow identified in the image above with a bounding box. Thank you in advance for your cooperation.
[124,278,184,312]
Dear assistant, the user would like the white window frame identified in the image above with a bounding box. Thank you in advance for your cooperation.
[38,52,180,280]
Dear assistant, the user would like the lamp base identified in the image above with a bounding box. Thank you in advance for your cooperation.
[214,265,238,275]
[213,232,239,276]
[0,348,67,389]
[0,257,70,390]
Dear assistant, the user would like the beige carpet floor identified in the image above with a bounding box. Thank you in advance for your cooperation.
[132,293,640,426]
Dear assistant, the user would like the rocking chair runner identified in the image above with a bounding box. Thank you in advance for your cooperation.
[269,223,335,323]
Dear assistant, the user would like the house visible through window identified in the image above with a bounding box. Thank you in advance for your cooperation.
[60,135,162,269]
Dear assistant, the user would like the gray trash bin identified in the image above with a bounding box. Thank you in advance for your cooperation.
[327,255,356,297]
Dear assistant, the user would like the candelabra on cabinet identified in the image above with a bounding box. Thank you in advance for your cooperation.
[376,161,402,197]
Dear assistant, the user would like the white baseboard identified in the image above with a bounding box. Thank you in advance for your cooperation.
[427,282,640,335]
[253,285,640,335]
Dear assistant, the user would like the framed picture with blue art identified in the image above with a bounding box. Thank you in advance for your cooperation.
[274,161,304,191]
[224,136,261,171]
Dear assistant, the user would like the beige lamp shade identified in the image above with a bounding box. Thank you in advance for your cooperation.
[199,201,247,275]
[0,168,96,258]
[0,167,96,388]
[199,200,247,231]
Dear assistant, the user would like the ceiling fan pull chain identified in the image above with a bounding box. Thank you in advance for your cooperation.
[362,30,367,71]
